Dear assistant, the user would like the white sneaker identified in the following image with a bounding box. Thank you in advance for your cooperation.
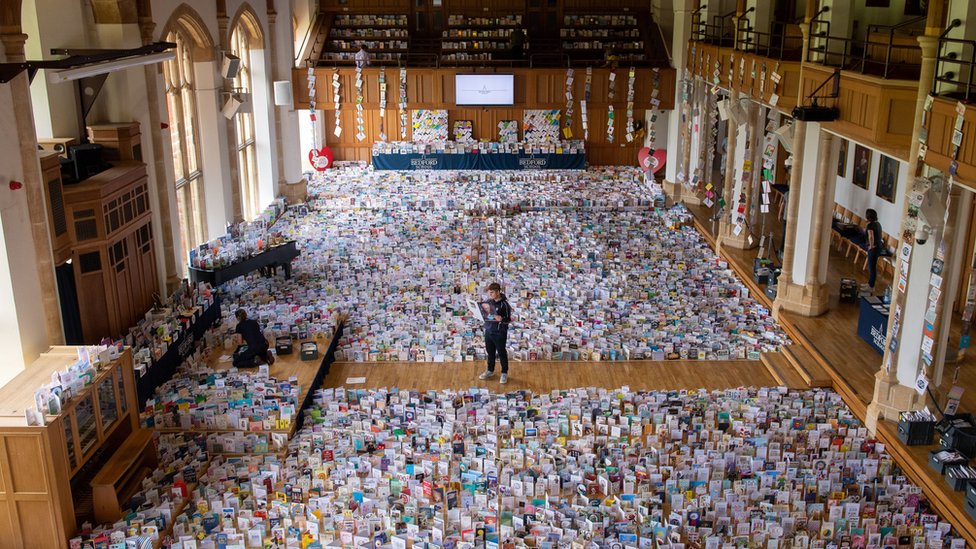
[479,370,494,380]
[500,374,508,384]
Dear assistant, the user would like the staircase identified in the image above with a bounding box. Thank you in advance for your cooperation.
[760,343,833,389]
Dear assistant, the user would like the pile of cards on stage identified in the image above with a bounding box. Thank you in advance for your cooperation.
[259,164,787,361]
[73,386,967,548]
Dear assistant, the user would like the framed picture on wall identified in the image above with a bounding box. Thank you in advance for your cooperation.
[877,155,899,203]
[852,144,872,189]
[865,0,890,7]
[904,0,925,15]
[837,139,848,177]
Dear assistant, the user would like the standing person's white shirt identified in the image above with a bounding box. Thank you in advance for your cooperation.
[355,47,370,68]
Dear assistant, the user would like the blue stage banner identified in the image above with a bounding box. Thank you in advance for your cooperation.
[372,152,586,170]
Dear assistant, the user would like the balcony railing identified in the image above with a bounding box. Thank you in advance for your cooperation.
[737,22,803,61]
[806,34,921,80]
[934,37,976,101]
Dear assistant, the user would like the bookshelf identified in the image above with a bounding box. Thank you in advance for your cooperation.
[560,13,649,64]
[322,13,410,64]
[441,14,524,64]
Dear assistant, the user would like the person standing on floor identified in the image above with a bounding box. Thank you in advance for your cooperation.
[479,282,512,384]
[865,209,884,291]
[234,309,275,367]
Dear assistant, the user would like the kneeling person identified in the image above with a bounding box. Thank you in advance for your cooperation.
[234,309,275,367]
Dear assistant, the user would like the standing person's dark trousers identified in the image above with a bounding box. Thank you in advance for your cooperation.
[867,246,881,289]
[485,330,509,374]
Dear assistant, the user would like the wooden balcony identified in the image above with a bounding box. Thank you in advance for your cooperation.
[924,97,976,182]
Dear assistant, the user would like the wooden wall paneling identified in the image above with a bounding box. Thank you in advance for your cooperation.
[0,431,67,548]
[777,61,802,111]
[925,99,976,184]
[75,253,111,342]
[296,67,674,164]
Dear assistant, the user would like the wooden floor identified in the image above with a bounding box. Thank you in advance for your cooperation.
[684,201,976,544]
[323,359,776,392]
[685,202,976,414]
[209,340,332,407]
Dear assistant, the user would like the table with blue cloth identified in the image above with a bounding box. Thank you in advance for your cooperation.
[857,295,889,354]
[372,151,587,170]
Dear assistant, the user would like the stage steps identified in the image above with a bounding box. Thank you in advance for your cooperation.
[760,350,806,389]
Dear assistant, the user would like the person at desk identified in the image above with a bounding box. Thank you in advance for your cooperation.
[478,283,512,384]
[865,208,884,291]
[509,27,526,60]
[355,46,371,69]
[234,309,275,367]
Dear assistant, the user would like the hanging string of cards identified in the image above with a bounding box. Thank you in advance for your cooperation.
[332,70,341,138]
[582,67,592,140]
[625,67,635,143]
[563,68,574,139]
[306,67,318,150]
[648,68,661,153]
[399,67,407,139]
[607,69,616,143]
[907,96,965,399]
[355,66,365,141]
[378,68,387,141]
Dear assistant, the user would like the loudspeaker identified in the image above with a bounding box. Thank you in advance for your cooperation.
[274,81,293,107]
[774,123,794,153]
[236,92,252,114]
[222,95,242,119]
[221,53,241,79]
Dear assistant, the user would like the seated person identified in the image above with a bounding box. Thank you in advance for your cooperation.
[234,309,275,367]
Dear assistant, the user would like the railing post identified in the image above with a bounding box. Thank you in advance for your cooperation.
[966,43,976,103]
[883,30,893,78]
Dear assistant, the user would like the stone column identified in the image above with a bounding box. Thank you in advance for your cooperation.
[774,125,832,316]
[0,31,63,383]
[217,1,244,223]
[140,17,181,292]
[866,32,944,431]
[934,186,973,384]
[267,2,286,195]
[773,120,807,315]
[664,0,696,200]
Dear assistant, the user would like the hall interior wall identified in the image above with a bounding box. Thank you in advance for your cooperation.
[294,67,676,166]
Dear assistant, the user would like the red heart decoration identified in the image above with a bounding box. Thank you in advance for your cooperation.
[637,147,652,172]
[652,149,667,174]
[308,147,334,171]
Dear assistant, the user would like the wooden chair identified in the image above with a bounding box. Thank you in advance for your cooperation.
[830,206,848,250]
[844,214,864,259]
[879,234,899,277]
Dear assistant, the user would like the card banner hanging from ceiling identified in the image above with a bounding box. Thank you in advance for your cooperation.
[607,69,616,143]
[378,68,387,141]
[759,62,767,102]
[332,70,341,138]
[647,68,661,154]
[564,68,575,140]
[582,67,592,140]
[355,66,366,141]
[911,98,965,393]
[759,111,779,216]
[307,67,318,149]
[625,67,635,143]
[769,62,782,107]
[399,67,408,139]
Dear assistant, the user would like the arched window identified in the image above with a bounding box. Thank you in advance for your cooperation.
[231,24,260,220]
[164,28,207,256]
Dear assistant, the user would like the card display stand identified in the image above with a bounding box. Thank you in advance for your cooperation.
[0,348,138,547]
